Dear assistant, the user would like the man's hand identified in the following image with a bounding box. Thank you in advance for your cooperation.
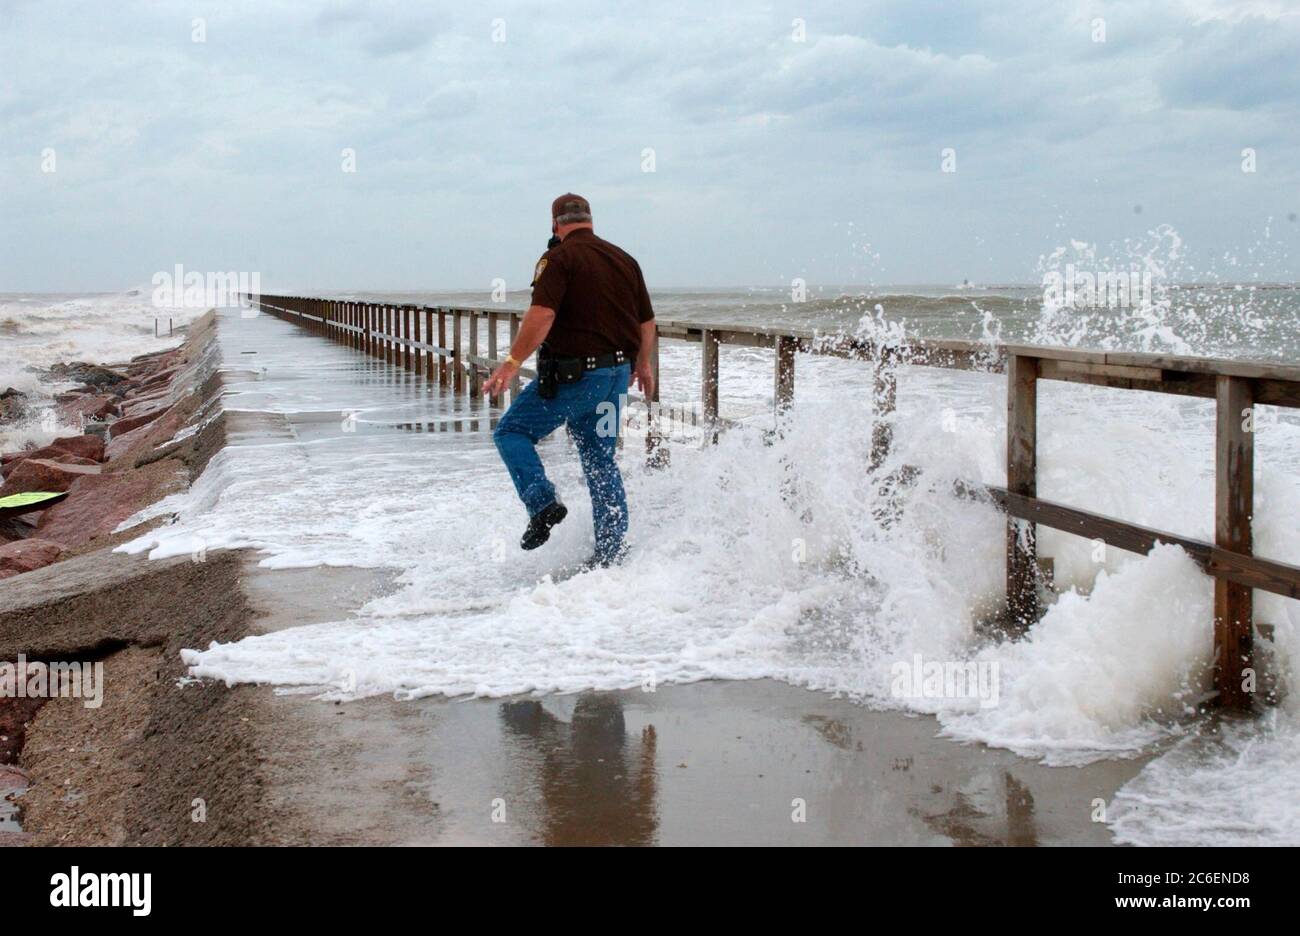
[483,359,519,398]
[633,360,655,399]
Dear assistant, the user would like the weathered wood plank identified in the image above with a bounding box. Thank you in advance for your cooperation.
[701,328,719,430]
[1252,379,1300,409]
[425,309,434,379]
[1215,375,1254,710]
[452,311,463,393]
[775,335,796,415]
[469,310,481,395]
[1039,359,1165,383]
[438,309,448,384]
[1006,354,1039,631]
[402,306,412,371]
[984,486,1300,601]
[383,306,393,365]
[414,305,424,377]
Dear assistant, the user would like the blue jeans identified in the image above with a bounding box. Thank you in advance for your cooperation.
[493,364,630,563]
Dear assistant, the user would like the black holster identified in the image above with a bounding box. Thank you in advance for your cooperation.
[537,349,558,399]
[536,344,584,400]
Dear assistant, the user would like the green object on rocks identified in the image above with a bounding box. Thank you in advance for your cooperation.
[0,490,68,517]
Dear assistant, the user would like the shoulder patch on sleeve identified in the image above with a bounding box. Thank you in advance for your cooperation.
[533,258,548,281]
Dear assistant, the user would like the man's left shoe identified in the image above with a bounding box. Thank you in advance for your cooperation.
[578,547,627,571]
[521,501,568,550]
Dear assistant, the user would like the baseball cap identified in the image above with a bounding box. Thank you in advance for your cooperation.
[551,193,592,223]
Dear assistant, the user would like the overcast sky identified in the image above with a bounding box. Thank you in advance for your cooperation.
[1,0,1297,292]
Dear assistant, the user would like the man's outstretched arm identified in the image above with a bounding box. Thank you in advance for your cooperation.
[482,304,555,397]
[634,319,656,399]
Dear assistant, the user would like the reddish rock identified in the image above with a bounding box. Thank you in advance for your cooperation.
[0,438,106,479]
[106,404,185,464]
[48,363,128,388]
[122,388,171,410]
[0,512,38,543]
[0,538,64,574]
[49,434,106,461]
[139,366,181,390]
[0,570,18,581]
[35,460,185,549]
[127,349,181,377]
[51,454,99,468]
[0,388,27,423]
[0,458,102,497]
[57,393,118,423]
[110,404,170,437]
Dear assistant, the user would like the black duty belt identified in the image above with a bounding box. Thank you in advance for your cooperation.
[535,346,629,400]
[578,350,628,370]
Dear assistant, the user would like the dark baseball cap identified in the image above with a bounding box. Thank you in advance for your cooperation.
[551,193,592,222]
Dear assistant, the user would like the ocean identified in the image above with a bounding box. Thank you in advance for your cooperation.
[4,282,1300,845]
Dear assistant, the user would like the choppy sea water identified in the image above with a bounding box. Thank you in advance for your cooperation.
[4,282,1300,845]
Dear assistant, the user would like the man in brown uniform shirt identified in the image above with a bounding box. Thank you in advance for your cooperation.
[483,194,656,567]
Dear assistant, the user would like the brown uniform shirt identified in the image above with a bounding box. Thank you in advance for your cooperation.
[530,229,654,357]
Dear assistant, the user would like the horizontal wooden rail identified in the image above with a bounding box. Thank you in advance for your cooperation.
[242,292,1298,712]
[982,486,1300,601]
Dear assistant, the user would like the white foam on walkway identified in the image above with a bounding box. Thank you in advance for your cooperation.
[118,308,1300,843]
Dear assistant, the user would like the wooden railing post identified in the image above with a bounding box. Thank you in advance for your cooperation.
[775,335,796,415]
[508,313,521,397]
[701,328,719,439]
[870,350,897,471]
[410,306,420,376]
[452,311,464,394]
[389,306,398,366]
[646,325,667,467]
[487,311,499,379]
[403,306,413,371]
[469,310,481,396]
[438,309,448,385]
[386,306,396,366]
[425,309,434,382]
[1006,353,1040,632]
[1215,375,1255,710]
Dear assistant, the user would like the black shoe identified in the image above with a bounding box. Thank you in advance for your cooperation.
[578,547,627,571]
[521,502,567,550]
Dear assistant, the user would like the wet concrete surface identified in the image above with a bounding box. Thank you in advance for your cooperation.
[215,314,1148,845]
[241,563,1146,846]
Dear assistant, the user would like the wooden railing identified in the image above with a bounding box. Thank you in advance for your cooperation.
[241,293,1300,712]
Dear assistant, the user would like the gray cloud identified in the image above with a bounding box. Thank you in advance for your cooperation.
[0,0,1296,291]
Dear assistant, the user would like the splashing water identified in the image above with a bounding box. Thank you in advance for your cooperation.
[95,254,1300,845]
